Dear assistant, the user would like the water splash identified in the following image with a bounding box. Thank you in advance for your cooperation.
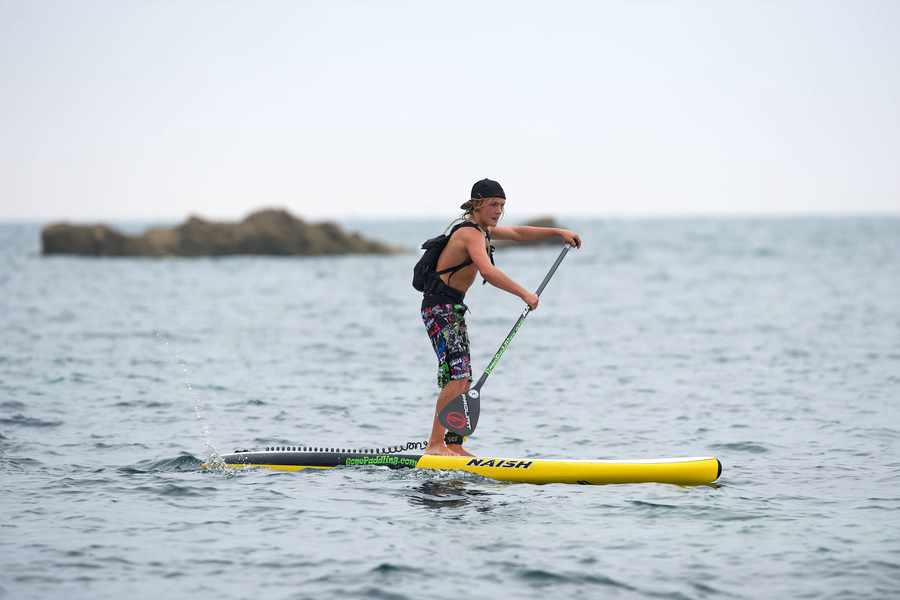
[156,329,225,471]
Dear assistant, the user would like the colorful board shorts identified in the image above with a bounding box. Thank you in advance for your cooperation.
[422,303,472,388]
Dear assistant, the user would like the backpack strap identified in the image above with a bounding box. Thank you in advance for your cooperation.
[435,221,482,276]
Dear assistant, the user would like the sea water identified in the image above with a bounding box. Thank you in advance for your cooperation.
[1,217,899,599]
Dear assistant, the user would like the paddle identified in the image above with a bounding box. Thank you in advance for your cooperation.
[439,244,572,437]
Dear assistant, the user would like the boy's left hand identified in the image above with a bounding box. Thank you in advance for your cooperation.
[561,230,582,248]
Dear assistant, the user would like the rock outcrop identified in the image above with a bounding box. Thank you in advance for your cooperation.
[41,209,398,257]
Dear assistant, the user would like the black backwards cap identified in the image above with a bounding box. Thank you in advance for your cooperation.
[461,179,505,209]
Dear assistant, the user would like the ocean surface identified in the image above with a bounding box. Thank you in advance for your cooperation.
[2,217,899,599]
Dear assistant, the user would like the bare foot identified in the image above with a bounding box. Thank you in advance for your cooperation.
[424,443,457,456]
[447,444,474,457]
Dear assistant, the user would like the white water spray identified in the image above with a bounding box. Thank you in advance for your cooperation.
[158,330,225,470]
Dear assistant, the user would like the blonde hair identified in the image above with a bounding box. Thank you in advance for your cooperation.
[461,197,504,219]
[445,198,498,233]
[459,198,484,216]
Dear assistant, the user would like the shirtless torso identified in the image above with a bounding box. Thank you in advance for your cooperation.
[434,224,490,294]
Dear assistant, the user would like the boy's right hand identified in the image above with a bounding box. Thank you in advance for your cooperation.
[523,292,539,310]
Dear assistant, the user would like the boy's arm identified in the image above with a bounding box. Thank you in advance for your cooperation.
[461,229,539,308]
[492,225,582,248]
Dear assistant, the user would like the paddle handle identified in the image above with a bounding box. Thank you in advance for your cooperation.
[535,244,570,297]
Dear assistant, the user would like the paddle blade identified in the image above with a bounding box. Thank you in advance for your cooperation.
[438,390,480,437]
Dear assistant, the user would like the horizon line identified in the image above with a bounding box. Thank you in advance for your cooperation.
[2,209,899,224]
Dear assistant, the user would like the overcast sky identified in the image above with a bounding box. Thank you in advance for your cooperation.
[2,1,898,221]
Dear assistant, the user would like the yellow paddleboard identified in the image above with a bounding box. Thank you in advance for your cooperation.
[216,448,721,486]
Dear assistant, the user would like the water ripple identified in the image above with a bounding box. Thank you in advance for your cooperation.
[0,414,63,428]
[118,453,203,474]
[518,568,636,591]
[709,441,769,454]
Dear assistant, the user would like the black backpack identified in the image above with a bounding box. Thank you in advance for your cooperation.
[413,221,493,292]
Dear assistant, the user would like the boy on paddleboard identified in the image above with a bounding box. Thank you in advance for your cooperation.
[419,179,582,456]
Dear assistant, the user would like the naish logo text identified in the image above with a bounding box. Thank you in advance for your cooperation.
[466,458,533,469]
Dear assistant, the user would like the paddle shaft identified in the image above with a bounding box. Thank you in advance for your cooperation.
[471,244,570,392]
